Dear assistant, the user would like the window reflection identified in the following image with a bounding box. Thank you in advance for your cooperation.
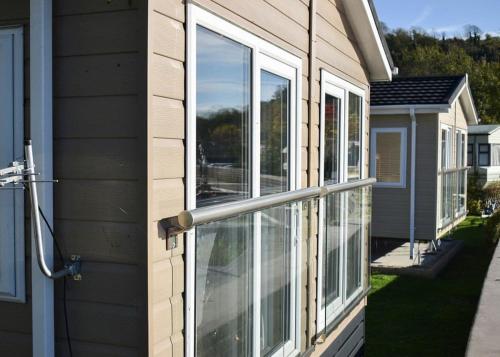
[324,94,341,184]
[196,216,253,356]
[260,70,290,196]
[196,25,251,207]
[348,93,362,181]
[261,206,291,356]
[322,194,341,310]
[346,190,362,299]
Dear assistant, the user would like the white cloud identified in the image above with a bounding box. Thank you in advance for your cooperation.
[431,24,463,34]
[410,5,432,27]
[483,30,500,38]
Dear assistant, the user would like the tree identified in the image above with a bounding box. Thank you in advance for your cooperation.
[384,26,500,123]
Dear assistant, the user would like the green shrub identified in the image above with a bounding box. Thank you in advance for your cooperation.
[468,198,483,216]
[485,210,500,243]
[467,173,485,214]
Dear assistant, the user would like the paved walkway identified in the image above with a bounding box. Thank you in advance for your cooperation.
[371,239,463,278]
[466,241,500,357]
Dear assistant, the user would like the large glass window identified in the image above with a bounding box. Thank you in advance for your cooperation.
[371,128,406,187]
[260,71,290,196]
[348,93,362,181]
[479,144,490,166]
[323,94,341,184]
[441,128,451,170]
[188,9,301,356]
[318,70,367,331]
[196,26,251,207]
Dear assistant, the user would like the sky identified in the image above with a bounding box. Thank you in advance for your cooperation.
[373,0,500,37]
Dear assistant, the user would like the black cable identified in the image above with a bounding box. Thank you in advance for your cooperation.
[37,205,74,357]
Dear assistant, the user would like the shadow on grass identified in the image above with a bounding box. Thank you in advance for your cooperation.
[365,217,496,357]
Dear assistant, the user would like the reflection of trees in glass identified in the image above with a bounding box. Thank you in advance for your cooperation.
[196,107,250,205]
[324,95,340,183]
[348,93,361,179]
[197,107,249,167]
[261,84,289,178]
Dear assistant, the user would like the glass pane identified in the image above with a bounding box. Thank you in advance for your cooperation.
[346,189,362,299]
[260,71,290,196]
[261,206,292,356]
[348,93,362,181]
[196,26,251,207]
[479,153,489,166]
[456,131,462,168]
[491,145,500,166]
[441,129,448,169]
[322,194,341,311]
[196,216,253,356]
[324,94,341,184]
[375,132,401,183]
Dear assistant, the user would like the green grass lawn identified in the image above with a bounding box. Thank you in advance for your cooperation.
[366,216,496,357]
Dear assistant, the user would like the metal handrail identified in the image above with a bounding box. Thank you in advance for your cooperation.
[160,178,376,237]
[438,166,469,175]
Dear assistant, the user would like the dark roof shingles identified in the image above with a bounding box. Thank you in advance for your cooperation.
[371,75,465,106]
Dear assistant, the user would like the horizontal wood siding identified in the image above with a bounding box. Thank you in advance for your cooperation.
[147,0,185,355]
[146,0,372,354]
[53,1,148,355]
[0,1,148,356]
[370,115,411,239]
[371,113,439,241]
[415,114,438,240]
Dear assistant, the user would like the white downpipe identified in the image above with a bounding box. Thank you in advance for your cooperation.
[409,108,417,259]
[30,1,54,356]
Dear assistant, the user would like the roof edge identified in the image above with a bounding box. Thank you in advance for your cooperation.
[341,0,393,82]
[371,104,450,115]
[449,74,479,125]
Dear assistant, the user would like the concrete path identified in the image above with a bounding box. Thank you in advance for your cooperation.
[466,241,500,357]
[371,239,463,278]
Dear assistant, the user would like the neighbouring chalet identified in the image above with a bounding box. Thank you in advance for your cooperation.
[369,75,478,253]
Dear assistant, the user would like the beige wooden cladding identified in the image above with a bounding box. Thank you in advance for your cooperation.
[0,0,149,356]
[147,0,372,355]
[148,0,185,355]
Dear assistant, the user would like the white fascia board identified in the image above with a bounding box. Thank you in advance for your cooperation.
[448,75,479,125]
[341,0,392,82]
[371,104,449,115]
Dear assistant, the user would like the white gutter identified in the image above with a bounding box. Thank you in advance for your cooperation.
[409,108,417,259]
[30,0,54,356]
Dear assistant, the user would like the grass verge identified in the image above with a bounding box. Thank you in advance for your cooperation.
[366,216,496,357]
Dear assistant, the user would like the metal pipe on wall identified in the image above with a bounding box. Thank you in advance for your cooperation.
[409,107,416,259]
[30,0,54,355]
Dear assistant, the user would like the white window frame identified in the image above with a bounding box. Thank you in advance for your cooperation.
[440,125,452,170]
[0,26,25,303]
[370,128,407,188]
[317,69,366,332]
[456,128,466,168]
[186,5,302,357]
[439,124,452,226]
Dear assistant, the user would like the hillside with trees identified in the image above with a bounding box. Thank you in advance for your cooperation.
[382,25,500,123]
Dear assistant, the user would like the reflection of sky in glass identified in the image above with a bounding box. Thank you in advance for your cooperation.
[197,26,251,116]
